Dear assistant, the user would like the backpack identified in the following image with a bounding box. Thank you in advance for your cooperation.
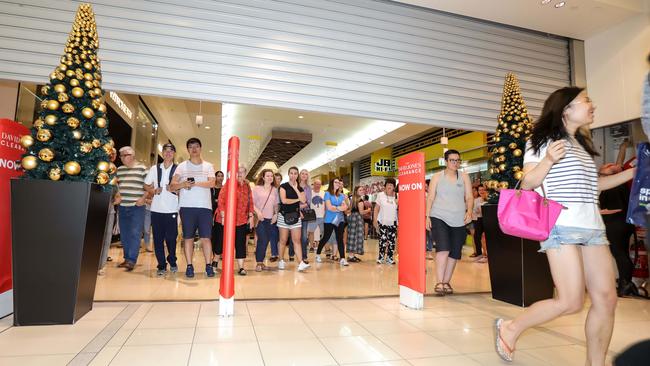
[156,163,178,195]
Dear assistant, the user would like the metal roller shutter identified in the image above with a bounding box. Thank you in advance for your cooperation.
[0,0,570,131]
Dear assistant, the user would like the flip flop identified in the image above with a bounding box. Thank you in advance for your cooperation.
[494,318,515,362]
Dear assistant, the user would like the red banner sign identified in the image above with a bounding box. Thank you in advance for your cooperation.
[0,118,28,316]
[397,152,426,306]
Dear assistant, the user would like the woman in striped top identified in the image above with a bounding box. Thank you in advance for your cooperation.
[494,87,635,365]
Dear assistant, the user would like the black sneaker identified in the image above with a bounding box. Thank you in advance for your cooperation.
[156,268,166,277]
[186,264,195,278]
[170,265,178,273]
[289,257,295,262]
[206,264,216,277]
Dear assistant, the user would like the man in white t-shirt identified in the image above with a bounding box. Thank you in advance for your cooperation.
[169,138,216,278]
[144,143,179,277]
[307,179,325,251]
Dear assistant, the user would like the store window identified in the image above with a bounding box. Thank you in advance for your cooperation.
[133,100,158,167]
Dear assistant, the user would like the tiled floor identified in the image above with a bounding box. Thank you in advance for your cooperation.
[95,239,491,301]
[1,294,648,366]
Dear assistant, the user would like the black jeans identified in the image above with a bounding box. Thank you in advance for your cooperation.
[151,212,178,270]
[604,214,635,283]
[317,223,345,259]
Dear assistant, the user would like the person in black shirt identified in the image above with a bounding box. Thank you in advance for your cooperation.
[210,170,224,268]
[599,163,638,297]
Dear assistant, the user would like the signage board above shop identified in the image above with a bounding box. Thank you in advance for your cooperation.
[105,91,137,127]
[370,147,395,177]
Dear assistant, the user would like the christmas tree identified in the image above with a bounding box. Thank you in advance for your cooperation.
[19,4,115,188]
[486,73,533,203]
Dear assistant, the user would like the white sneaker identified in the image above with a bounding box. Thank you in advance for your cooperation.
[278,259,286,270]
[340,258,349,266]
[298,261,310,271]
[315,255,322,263]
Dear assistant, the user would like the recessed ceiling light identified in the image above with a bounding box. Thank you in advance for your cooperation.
[340,159,344,162]
[209,150,214,153]
[379,141,385,145]
[540,0,551,4]
[285,141,291,144]
[298,115,304,119]
[204,126,211,129]
[555,1,566,8]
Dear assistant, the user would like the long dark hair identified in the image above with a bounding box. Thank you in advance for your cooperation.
[327,177,340,196]
[529,87,598,157]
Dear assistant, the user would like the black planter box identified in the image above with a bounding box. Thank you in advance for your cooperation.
[11,179,110,325]
[482,204,555,307]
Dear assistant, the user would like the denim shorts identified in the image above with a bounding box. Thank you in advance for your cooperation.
[539,225,609,253]
[180,207,213,239]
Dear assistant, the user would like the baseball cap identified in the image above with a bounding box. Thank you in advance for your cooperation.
[162,143,176,152]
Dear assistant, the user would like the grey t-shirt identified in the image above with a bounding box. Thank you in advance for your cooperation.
[430,171,466,227]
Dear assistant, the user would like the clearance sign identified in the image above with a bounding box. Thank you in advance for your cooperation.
[0,119,28,318]
[370,147,394,176]
[397,152,425,309]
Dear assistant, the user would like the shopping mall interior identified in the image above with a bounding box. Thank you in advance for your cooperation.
[1,0,650,365]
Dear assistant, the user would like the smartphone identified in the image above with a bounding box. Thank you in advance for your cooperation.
[187,177,195,183]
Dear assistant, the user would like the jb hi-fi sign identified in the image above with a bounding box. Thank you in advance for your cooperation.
[374,158,394,173]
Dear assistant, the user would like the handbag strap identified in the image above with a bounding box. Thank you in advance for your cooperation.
[261,186,272,211]
[513,174,548,199]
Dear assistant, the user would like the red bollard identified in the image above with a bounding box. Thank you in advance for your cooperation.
[219,136,239,316]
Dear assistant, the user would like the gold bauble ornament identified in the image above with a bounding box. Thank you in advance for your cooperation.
[71,87,84,98]
[46,99,60,110]
[498,146,506,154]
[97,104,106,113]
[498,181,509,189]
[495,137,501,142]
[64,161,81,175]
[498,163,507,172]
[58,63,67,72]
[38,148,55,162]
[88,90,95,98]
[84,80,94,89]
[41,85,50,95]
[54,84,66,93]
[95,117,107,128]
[97,161,110,172]
[513,149,522,157]
[96,172,109,185]
[93,88,102,96]
[109,177,118,186]
[514,171,524,181]
[81,107,94,119]
[513,166,521,172]
[21,156,38,170]
[36,129,52,142]
[57,93,69,103]
[514,116,520,121]
[48,167,62,181]
[83,73,93,81]
[498,155,506,162]
[516,127,523,133]
[508,142,517,149]
[506,116,512,121]
[92,139,101,148]
[62,103,75,114]
[33,119,44,129]
[70,78,80,87]
[80,142,93,153]
[514,133,521,138]
[49,72,57,80]
[72,130,82,140]
[92,99,101,109]
[67,117,80,129]
[84,62,93,70]
[92,80,100,88]
[65,69,75,78]
[20,135,34,149]
[102,144,112,154]
[107,139,114,147]
[108,163,117,175]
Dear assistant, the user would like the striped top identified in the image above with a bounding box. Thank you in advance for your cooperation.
[116,163,147,207]
[524,139,604,230]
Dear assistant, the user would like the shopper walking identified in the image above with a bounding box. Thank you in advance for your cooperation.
[269,172,283,262]
[299,169,313,261]
[217,165,255,275]
[308,179,325,252]
[144,143,179,276]
[253,169,279,272]
[210,170,224,268]
[426,149,473,295]
[374,178,398,265]
[316,177,349,266]
[99,147,118,275]
[347,186,370,262]
[494,87,635,365]
[472,185,488,263]
[599,163,637,297]
[115,146,148,271]
[169,138,216,278]
[277,167,309,271]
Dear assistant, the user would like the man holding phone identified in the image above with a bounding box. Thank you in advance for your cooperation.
[170,138,216,278]
[144,143,179,276]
